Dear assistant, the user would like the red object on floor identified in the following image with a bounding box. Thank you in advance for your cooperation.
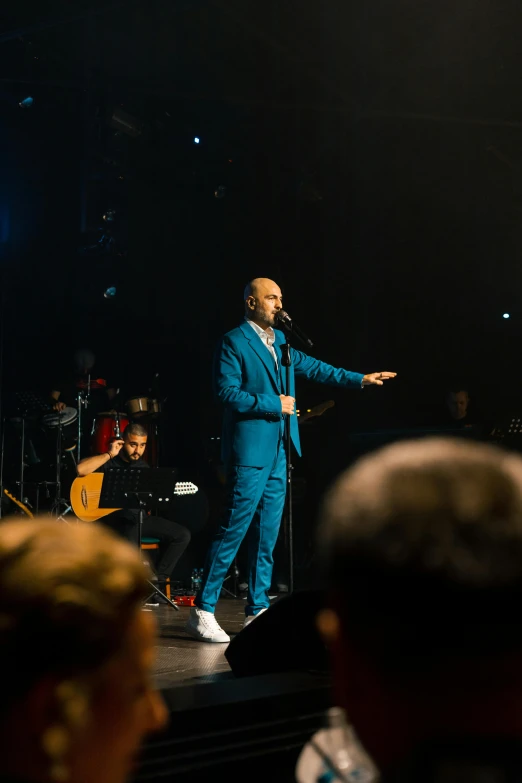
[174,595,196,606]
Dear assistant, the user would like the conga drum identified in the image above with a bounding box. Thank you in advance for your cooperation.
[41,407,79,453]
[91,412,129,455]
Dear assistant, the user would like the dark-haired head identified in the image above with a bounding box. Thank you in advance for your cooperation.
[317,437,522,771]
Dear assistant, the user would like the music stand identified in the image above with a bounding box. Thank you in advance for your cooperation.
[99,467,180,610]
[12,392,52,507]
[492,415,522,453]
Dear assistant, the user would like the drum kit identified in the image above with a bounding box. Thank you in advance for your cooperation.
[0,389,163,517]
[92,397,161,464]
[125,396,162,419]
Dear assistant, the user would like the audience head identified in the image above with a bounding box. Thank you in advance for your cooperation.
[0,518,167,783]
[317,437,522,771]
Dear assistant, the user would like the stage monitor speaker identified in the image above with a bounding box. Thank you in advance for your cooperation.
[225,588,329,677]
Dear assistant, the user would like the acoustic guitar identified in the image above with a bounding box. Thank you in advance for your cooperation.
[3,489,34,518]
[70,473,198,523]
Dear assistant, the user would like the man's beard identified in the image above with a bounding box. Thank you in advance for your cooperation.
[261,312,275,326]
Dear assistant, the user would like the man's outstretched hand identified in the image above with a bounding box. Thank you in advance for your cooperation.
[362,372,397,387]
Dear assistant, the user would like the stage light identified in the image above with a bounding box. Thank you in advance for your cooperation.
[194,137,200,144]
[18,97,33,109]
[503,313,510,319]
[104,287,117,299]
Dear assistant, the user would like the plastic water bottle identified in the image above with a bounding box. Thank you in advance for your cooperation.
[295,707,379,783]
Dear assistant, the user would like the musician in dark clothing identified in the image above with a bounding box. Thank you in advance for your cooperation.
[50,348,118,417]
[76,422,190,595]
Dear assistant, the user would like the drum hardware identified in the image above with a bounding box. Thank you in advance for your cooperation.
[77,390,88,462]
[54,409,67,515]
[11,392,53,509]
[1,392,84,518]
[11,480,58,515]
[114,411,122,438]
[37,480,53,513]
[75,375,98,460]
[40,404,80,514]
[56,506,74,523]
[66,447,77,472]
[77,374,92,458]
[91,412,129,455]
[148,398,162,418]
[51,496,74,520]
[75,385,111,460]
[75,376,107,391]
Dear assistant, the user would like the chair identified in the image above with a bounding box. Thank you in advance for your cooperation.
[141,537,171,599]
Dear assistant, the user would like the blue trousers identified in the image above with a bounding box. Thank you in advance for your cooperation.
[196,441,286,616]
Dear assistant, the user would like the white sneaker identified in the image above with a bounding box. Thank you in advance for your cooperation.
[185,607,230,643]
[243,607,268,629]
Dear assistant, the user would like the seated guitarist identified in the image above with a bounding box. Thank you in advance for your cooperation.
[76,422,191,599]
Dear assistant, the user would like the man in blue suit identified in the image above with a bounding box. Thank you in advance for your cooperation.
[185,278,396,643]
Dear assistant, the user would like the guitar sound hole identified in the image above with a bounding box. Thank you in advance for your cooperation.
[81,487,87,510]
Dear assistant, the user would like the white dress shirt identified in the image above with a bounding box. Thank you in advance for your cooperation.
[245,318,278,367]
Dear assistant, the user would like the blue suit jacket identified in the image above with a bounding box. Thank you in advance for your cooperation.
[214,321,364,467]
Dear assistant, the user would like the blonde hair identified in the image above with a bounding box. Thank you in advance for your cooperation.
[0,518,150,712]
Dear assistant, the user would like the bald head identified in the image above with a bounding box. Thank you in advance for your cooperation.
[243,278,278,300]
[244,278,283,330]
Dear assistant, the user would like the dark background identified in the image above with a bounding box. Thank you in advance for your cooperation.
[1,0,521,580]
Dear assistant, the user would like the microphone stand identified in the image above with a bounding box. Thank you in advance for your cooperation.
[278,314,314,596]
[280,342,294,594]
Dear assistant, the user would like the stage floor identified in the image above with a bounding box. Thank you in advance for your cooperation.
[134,594,333,783]
[148,596,256,689]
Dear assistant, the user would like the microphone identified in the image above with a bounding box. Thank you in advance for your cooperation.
[275,310,292,328]
[275,310,314,348]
